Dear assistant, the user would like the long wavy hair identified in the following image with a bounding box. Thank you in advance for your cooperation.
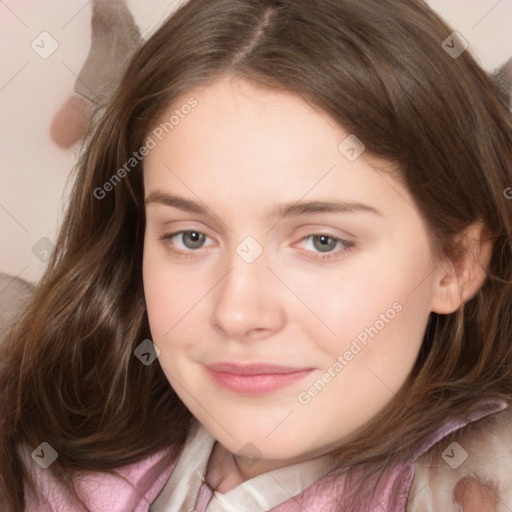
[1,0,512,510]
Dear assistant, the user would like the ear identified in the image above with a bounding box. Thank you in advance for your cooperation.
[430,222,493,315]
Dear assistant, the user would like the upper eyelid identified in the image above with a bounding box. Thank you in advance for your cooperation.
[157,222,354,238]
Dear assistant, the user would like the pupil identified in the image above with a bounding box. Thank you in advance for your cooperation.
[314,235,335,253]
[185,231,203,248]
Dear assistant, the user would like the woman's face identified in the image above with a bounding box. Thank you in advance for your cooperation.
[142,74,445,466]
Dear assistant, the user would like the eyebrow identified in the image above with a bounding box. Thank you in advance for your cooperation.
[145,191,383,218]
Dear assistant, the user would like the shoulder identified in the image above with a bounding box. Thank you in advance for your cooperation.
[406,402,512,512]
[20,442,179,511]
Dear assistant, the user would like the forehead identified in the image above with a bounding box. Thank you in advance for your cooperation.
[150,75,338,165]
[142,75,410,221]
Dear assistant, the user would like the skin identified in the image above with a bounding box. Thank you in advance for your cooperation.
[142,74,485,492]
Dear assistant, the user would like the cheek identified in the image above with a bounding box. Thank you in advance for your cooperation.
[291,247,433,373]
[278,257,404,342]
[143,242,184,340]
[142,241,213,351]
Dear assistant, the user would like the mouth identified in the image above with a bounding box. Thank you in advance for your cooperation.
[204,362,315,394]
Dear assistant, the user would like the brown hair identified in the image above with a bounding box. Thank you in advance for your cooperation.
[2,0,512,509]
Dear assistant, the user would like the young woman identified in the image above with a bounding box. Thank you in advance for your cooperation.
[1,0,512,510]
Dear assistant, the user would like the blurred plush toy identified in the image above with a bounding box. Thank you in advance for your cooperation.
[495,57,512,113]
[50,0,142,149]
[0,273,34,346]
[407,403,512,511]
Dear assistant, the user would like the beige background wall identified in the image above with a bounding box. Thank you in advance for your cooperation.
[1,0,511,284]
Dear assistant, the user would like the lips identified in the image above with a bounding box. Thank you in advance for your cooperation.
[205,362,315,394]
[207,362,312,375]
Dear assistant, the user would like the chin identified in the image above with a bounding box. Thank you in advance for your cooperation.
[205,420,313,461]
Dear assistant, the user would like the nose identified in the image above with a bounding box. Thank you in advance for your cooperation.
[210,247,286,342]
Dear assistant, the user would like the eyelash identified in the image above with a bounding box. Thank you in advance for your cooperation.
[159,230,354,262]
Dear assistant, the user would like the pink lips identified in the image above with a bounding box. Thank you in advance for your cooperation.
[205,362,314,395]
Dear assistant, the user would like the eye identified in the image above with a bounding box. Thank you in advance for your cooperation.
[159,230,353,261]
[160,230,214,256]
[296,233,354,261]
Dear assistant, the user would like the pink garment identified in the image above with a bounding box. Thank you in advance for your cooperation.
[23,446,179,511]
[23,397,508,511]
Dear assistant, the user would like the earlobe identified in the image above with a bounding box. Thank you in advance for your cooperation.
[430,222,493,315]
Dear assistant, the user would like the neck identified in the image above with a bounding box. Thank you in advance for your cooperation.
[205,441,336,493]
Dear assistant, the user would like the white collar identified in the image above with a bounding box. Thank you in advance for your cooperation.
[150,418,339,512]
